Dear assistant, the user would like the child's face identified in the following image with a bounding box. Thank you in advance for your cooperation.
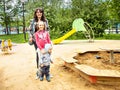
[38,22,45,30]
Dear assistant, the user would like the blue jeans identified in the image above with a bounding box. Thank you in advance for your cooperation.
[40,65,50,79]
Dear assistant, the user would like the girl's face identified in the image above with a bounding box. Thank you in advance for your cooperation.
[38,22,45,31]
[36,10,42,19]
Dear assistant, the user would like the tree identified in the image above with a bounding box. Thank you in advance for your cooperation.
[0,0,15,35]
[111,0,120,21]
[71,0,110,36]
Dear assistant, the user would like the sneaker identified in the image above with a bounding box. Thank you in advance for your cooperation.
[35,76,39,80]
[46,76,51,82]
[47,79,50,82]
[50,74,53,78]
[40,77,43,81]
[35,71,39,80]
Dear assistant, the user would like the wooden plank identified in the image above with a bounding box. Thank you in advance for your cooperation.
[75,64,120,77]
[61,57,78,63]
[97,80,120,85]
[64,63,92,83]
[75,50,99,54]
[97,76,120,82]
[100,47,120,51]
[64,62,120,85]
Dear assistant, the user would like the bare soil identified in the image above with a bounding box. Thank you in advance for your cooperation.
[74,51,120,71]
[0,40,120,90]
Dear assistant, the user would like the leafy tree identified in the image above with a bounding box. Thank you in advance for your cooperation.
[1,0,119,39]
[71,0,110,37]
[0,0,17,34]
[111,0,120,21]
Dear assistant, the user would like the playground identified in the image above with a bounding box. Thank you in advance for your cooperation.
[0,40,120,90]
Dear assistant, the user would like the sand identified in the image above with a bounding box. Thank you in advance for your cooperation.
[0,40,120,90]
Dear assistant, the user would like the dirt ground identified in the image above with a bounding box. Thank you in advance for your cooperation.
[74,51,120,71]
[0,40,120,90]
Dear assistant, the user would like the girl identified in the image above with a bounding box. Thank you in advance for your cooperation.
[35,21,53,82]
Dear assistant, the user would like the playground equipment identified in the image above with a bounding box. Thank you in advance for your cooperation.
[61,55,120,85]
[0,39,12,53]
[52,18,94,44]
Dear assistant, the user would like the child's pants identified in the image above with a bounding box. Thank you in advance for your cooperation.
[40,65,50,78]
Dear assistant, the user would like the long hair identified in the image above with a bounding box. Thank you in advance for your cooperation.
[34,8,46,22]
[35,21,46,32]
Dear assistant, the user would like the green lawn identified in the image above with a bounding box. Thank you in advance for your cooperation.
[0,33,28,43]
[0,33,120,44]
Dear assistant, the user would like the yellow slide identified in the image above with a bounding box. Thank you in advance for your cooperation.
[52,29,76,44]
[52,18,87,44]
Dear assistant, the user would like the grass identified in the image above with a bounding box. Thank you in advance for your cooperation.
[0,33,28,43]
[0,33,120,44]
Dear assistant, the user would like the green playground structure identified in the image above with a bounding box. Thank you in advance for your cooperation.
[52,18,94,44]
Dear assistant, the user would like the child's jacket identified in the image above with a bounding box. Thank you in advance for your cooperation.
[40,44,53,66]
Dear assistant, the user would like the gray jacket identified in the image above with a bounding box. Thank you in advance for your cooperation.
[30,19,50,34]
[39,44,53,66]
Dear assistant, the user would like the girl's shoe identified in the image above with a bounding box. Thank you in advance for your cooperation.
[35,71,40,80]
[35,76,39,80]
[50,74,53,78]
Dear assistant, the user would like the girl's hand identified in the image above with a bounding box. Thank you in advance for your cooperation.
[40,64,44,67]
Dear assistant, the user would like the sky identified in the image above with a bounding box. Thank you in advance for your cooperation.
[64,0,71,2]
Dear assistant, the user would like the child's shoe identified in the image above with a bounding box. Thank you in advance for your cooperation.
[46,75,50,82]
[40,76,43,81]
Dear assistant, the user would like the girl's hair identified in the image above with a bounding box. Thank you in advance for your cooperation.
[35,21,46,32]
[34,8,46,22]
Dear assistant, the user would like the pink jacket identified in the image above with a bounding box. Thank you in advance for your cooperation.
[35,30,51,50]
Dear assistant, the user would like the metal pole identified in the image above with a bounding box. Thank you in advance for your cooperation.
[116,24,118,34]
[22,2,26,41]
[110,50,114,64]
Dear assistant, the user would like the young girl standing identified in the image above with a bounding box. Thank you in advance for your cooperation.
[35,21,53,82]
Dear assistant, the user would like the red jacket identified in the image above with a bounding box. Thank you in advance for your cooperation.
[35,30,51,50]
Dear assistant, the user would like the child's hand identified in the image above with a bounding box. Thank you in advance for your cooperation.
[41,49,46,54]
[51,61,53,64]
[40,64,44,67]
